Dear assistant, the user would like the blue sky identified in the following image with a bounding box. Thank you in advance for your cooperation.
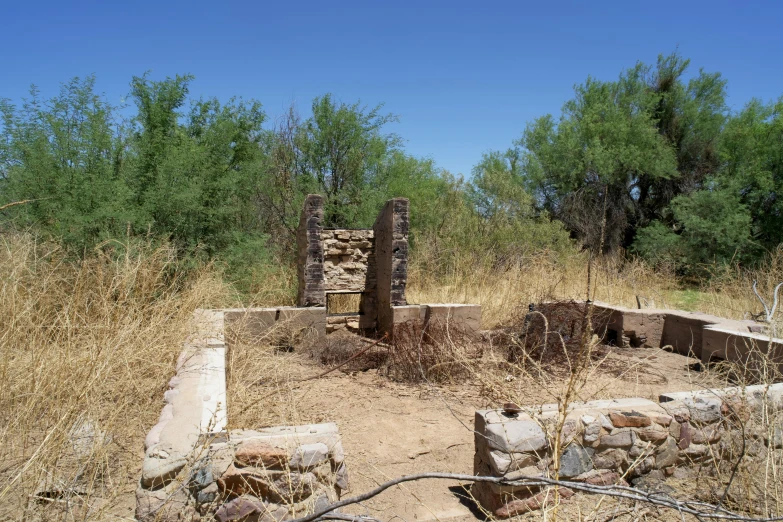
[2,1,782,177]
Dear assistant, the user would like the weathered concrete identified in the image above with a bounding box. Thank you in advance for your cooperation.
[389,303,482,334]
[224,306,326,343]
[297,195,326,307]
[538,300,783,370]
[374,198,410,336]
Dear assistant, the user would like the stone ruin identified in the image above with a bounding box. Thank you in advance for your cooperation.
[136,196,482,521]
[224,194,481,341]
[136,199,783,521]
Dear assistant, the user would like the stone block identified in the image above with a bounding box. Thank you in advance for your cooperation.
[422,303,482,332]
[476,410,548,454]
[599,429,636,448]
[609,411,651,428]
[559,445,594,478]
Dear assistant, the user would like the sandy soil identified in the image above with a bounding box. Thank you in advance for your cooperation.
[228,344,722,522]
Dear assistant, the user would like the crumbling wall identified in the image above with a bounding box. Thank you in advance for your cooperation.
[534,301,783,371]
[137,423,348,522]
[137,309,347,522]
[297,195,326,307]
[472,384,783,518]
[373,198,409,336]
[321,229,375,292]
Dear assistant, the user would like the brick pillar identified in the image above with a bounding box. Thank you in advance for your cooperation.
[297,195,326,307]
[373,198,409,336]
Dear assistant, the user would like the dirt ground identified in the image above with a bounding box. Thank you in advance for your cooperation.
[227,343,724,522]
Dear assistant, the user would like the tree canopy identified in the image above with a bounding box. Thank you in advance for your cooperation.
[1,52,782,284]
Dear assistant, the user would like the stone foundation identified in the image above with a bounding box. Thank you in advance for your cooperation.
[535,301,783,372]
[137,309,349,522]
[473,384,783,518]
[137,423,347,522]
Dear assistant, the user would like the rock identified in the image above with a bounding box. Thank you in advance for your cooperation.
[593,448,627,470]
[661,401,690,423]
[692,426,721,445]
[581,415,596,425]
[629,440,655,459]
[772,424,783,449]
[219,464,318,503]
[561,420,580,445]
[494,487,574,518]
[628,457,654,477]
[631,471,674,494]
[583,421,601,443]
[289,443,329,470]
[141,444,188,488]
[599,414,614,431]
[189,464,213,491]
[683,396,722,425]
[334,461,349,492]
[669,420,682,440]
[654,437,679,469]
[682,443,708,460]
[574,469,623,486]
[677,422,691,450]
[599,429,636,448]
[636,424,669,442]
[559,445,594,478]
[235,440,288,469]
[487,450,536,475]
[652,414,673,427]
[135,483,191,522]
[196,482,218,505]
[215,495,267,522]
[609,411,651,428]
[209,445,235,478]
[485,420,548,453]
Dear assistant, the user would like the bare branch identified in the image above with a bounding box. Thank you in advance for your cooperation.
[287,472,783,522]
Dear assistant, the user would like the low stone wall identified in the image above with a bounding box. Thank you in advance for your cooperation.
[138,423,347,522]
[224,307,326,344]
[535,301,783,372]
[391,304,482,333]
[473,384,783,518]
[138,310,349,522]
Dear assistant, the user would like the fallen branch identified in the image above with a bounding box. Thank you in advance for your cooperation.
[287,472,783,522]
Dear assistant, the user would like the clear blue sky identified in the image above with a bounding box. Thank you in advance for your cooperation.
[2,1,782,177]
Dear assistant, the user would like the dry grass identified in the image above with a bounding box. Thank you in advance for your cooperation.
[0,234,230,520]
[407,245,783,328]
[2,230,783,521]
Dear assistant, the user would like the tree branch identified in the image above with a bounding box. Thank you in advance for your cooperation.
[288,472,783,522]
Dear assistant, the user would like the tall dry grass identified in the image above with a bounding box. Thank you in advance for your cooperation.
[0,234,229,521]
[407,243,783,328]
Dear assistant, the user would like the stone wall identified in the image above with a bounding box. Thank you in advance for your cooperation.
[297,195,326,307]
[138,423,348,522]
[536,301,783,372]
[473,384,783,518]
[138,309,348,522]
[373,198,409,336]
[321,229,375,293]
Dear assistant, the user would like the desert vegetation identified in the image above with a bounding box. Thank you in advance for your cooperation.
[2,50,783,521]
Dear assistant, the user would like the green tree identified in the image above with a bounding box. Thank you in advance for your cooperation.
[0,77,133,251]
[633,187,756,269]
[718,98,783,249]
[521,52,728,252]
[521,71,677,251]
